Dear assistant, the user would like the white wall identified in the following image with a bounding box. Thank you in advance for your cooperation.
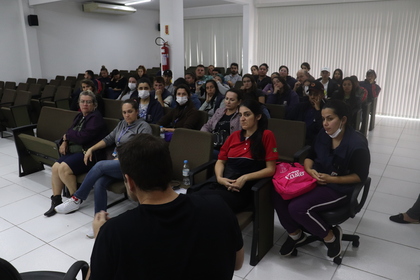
[33,1,160,80]
[0,0,31,82]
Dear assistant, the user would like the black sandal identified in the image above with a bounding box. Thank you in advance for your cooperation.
[389,213,420,224]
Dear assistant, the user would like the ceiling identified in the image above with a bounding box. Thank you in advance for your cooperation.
[33,0,391,10]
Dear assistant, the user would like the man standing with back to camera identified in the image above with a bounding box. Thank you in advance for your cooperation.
[89,134,244,280]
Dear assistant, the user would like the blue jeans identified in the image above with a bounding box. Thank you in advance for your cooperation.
[73,159,123,213]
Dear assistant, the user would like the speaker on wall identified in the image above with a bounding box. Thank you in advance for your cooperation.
[28,15,39,26]
[157,23,160,32]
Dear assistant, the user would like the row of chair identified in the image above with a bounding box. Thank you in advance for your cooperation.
[10,103,369,266]
[11,104,311,266]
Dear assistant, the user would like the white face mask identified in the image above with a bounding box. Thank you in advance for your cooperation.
[327,121,343,138]
[138,90,150,100]
[128,83,137,90]
[176,96,188,105]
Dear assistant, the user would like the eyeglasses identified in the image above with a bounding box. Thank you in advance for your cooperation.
[80,100,93,104]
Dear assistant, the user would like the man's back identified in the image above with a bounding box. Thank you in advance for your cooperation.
[90,194,242,280]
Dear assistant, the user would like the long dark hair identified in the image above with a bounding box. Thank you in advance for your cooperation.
[322,100,351,129]
[336,77,358,107]
[120,75,138,97]
[333,68,343,85]
[204,80,222,109]
[272,77,291,96]
[240,99,267,160]
[241,74,259,101]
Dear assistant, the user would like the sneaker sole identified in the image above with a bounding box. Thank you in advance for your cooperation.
[280,233,307,256]
[329,226,343,259]
[54,205,80,214]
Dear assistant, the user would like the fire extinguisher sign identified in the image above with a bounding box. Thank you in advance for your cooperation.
[165,25,169,35]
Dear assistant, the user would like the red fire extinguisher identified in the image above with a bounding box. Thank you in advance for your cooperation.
[161,42,170,71]
[156,37,170,71]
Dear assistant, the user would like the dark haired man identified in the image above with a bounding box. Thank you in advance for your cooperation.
[195,64,213,96]
[224,62,242,88]
[153,76,172,107]
[162,69,174,95]
[90,134,244,280]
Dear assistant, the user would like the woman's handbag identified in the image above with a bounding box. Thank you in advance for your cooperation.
[272,162,317,200]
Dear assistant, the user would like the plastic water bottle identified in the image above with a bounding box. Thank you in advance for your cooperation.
[160,126,165,139]
[182,160,190,187]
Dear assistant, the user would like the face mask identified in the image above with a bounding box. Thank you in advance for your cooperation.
[176,96,188,106]
[327,121,343,139]
[128,83,137,90]
[138,90,150,99]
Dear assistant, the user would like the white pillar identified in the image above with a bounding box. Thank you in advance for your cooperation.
[159,0,184,80]
[242,2,256,76]
[19,0,42,78]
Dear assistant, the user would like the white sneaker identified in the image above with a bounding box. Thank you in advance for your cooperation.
[54,196,81,214]
[86,227,95,239]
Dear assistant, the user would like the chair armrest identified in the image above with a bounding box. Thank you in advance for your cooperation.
[349,177,371,217]
[188,159,216,186]
[0,102,13,107]
[293,145,311,163]
[187,175,216,193]
[38,96,53,101]
[10,104,29,109]
[251,177,272,192]
[63,260,89,280]
[12,124,37,135]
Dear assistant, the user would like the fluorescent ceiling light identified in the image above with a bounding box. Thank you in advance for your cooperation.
[125,0,151,5]
[83,2,136,14]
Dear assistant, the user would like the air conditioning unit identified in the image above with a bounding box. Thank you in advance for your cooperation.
[82,2,137,15]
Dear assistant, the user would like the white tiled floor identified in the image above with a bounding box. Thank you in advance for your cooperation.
[1,116,420,279]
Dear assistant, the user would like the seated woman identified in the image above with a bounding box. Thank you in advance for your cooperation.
[71,79,105,116]
[131,78,164,124]
[213,75,230,95]
[201,89,242,157]
[44,91,107,217]
[288,81,325,145]
[262,72,281,95]
[184,72,196,94]
[250,65,259,76]
[193,99,277,213]
[158,84,201,132]
[266,76,299,115]
[331,77,361,128]
[273,100,370,258]
[108,69,128,99]
[279,65,297,90]
[135,65,148,80]
[199,80,225,118]
[117,76,137,101]
[332,68,343,87]
[98,65,111,87]
[174,77,201,109]
[54,99,152,224]
[240,74,266,103]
